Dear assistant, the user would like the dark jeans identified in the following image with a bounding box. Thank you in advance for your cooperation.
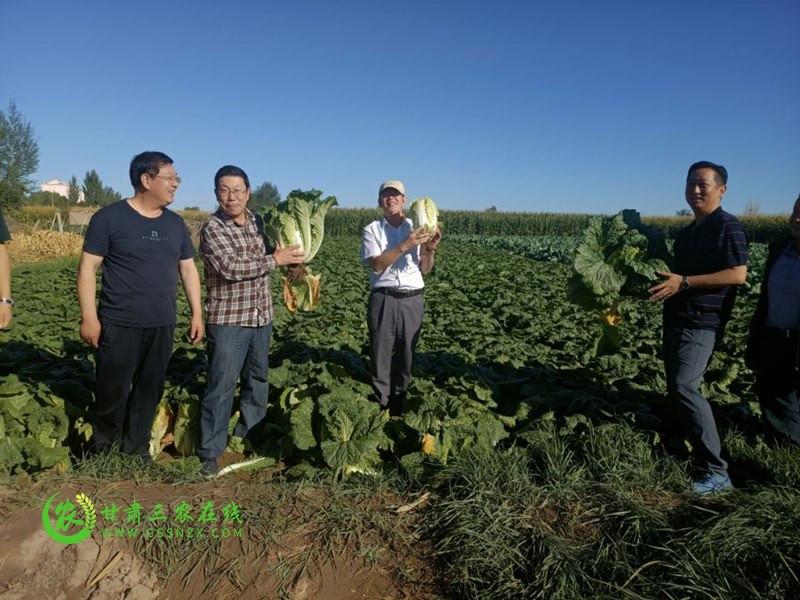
[197,323,272,460]
[367,291,423,406]
[93,323,175,456]
[663,327,728,475]
[755,326,800,446]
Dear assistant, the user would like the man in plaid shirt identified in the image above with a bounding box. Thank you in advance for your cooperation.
[197,165,303,476]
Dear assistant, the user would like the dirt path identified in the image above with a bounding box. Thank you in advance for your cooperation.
[0,474,438,600]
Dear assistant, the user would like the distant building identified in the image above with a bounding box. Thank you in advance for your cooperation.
[40,179,84,203]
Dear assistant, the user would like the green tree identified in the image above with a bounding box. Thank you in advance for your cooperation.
[0,179,26,209]
[250,181,281,213]
[83,170,105,206]
[675,208,691,217]
[0,100,40,208]
[102,185,122,206]
[68,175,81,204]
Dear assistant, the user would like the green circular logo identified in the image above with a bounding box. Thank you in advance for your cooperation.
[42,492,96,545]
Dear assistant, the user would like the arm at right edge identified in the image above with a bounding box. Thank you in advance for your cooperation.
[77,251,104,348]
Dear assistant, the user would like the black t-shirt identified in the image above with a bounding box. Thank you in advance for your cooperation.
[83,200,195,327]
[664,207,748,331]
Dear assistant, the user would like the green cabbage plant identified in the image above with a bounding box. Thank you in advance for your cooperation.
[263,189,338,313]
[567,210,671,356]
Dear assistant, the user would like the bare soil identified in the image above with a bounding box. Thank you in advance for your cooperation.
[0,463,439,600]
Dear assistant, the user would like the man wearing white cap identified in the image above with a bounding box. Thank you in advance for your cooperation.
[361,180,441,413]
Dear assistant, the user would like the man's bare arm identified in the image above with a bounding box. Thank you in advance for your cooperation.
[77,251,104,347]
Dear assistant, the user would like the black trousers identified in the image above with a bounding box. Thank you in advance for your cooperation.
[367,291,423,407]
[755,326,800,446]
[92,323,175,456]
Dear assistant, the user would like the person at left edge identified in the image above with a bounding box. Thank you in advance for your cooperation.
[77,151,203,461]
[0,207,14,328]
[196,165,304,476]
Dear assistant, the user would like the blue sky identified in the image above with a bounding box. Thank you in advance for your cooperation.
[1,0,797,215]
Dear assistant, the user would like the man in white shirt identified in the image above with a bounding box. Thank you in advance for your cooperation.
[361,180,441,412]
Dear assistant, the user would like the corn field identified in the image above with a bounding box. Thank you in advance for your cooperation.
[9,206,793,244]
[324,208,791,242]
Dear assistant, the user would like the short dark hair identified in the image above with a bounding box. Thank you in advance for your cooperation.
[214,165,250,191]
[130,151,174,191]
[687,161,728,185]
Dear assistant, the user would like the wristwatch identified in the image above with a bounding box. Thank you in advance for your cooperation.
[0,297,14,306]
[680,276,690,291]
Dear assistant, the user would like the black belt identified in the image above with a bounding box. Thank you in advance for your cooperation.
[372,287,423,299]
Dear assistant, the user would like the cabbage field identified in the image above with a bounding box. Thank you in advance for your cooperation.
[2,229,800,599]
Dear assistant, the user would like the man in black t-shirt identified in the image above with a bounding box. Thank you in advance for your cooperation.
[77,151,204,459]
[649,161,747,495]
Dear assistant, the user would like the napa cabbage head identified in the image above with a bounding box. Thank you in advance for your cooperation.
[408,197,439,236]
[262,189,338,263]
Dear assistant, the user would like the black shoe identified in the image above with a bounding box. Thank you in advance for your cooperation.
[201,458,219,477]
[387,393,406,416]
[136,453,153,466]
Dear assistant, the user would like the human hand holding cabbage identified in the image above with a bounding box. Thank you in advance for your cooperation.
[408,197,441,255]
[403,227,431,250]
[423,227,441,255]
[273,243,306,267]
[648,271,682,302]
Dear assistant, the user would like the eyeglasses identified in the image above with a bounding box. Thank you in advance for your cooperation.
[217,187,248,198]
[153,174,180,185]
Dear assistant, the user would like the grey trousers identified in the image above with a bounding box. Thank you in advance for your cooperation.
[367,292,424,406]
[663,327,728,475]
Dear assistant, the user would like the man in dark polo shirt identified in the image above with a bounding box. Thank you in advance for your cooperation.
[77,151,204,460]
[649,161,747,494]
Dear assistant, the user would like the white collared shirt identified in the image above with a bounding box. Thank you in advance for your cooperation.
[361,217,424,290]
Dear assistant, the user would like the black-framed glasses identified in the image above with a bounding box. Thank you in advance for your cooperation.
[217,187,248,198]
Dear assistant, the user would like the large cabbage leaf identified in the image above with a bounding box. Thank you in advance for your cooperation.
[281,273,320,313]
[172,395,199,456]
[318,388,391,478]
[567,210,670,355]
[0,375,72,473]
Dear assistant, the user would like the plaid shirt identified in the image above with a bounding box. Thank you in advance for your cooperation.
[200,208,276,327]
